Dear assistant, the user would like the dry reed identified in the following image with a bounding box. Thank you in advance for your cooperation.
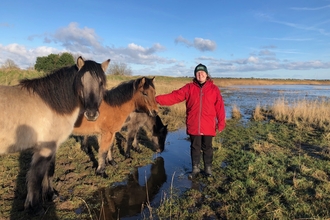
[270,98,330,130]
[252,104,265,121]
[231,104,242,120]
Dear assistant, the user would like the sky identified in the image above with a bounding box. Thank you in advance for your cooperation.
[1,0,330,79]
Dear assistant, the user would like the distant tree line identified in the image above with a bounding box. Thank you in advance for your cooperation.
[1,53,133,76]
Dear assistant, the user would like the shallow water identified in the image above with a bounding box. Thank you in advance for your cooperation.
[102,84,330,219]
[222,84,330,120]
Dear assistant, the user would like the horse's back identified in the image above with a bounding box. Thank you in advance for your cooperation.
[0,85,79,154]
[124,112,153,131]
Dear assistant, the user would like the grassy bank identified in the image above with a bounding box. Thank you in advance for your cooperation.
[0,69,330,219]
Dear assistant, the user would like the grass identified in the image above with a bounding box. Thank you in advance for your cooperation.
[151,120,330,219]
[1,69,330,219]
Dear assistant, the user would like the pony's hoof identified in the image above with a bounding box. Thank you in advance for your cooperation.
[25,204,45,216]
[125,153,132,159]
[96,170,108,178]
[107,159,118,167]
[133,148,142,153]
[46,188,59,201]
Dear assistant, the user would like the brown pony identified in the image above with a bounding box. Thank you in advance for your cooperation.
[0,57,109,215]
[73,77,158,177]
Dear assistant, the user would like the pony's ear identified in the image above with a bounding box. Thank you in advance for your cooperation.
[152,76,155,82]
[138,77,146,89]
[102,59,111,72]
[76,56,85,70]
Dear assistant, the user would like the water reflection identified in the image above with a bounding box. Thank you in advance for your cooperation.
[96,157,167,219]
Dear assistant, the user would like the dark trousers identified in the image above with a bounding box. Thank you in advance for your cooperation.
[189,135,213,168]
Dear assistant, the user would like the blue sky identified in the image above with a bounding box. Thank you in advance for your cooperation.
[1,0,330,79]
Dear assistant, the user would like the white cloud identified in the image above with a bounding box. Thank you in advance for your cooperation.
[0,43,61,69]
[175,35,193,47]
[0,23,173,68]
[247,56,259,63]
[175,36,217,52]
[194,38,217,52]
[52,22,102,51]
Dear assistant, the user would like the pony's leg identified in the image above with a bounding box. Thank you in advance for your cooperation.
[96,133,115,178]
[25,146,56,215]
[125,128,140,158]
[80,135,91,154]
[125,131,134,159]
[132,131,142,153]
[106,142,117,166]
[43,154,59,202]
[151,135,159,151]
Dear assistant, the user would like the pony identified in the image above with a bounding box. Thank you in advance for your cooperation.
[0,56,109,215]
[120,111,168,159]
[73,77,158,177]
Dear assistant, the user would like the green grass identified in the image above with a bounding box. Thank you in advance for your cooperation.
[151,120,330,219]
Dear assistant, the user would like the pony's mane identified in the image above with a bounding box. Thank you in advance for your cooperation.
[104,79,135,106]
[19,60,107,114]
[155,115,166,130]
[104,77,155,106]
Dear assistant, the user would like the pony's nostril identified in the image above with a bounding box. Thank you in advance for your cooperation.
[84,111,99,121]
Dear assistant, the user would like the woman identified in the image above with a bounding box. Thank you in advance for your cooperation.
[156,63,226,177]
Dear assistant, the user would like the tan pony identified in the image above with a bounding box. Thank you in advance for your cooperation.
[0,57,109,215]
[73,77,158,177]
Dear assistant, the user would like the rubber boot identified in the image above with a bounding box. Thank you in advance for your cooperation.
[188,165,200,179]
[205,165,212,177]
[192,165,200,175]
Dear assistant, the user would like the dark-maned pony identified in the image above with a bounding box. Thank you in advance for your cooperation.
[120,111,168,159]
[73,77,158,177]
[0,57,109,215]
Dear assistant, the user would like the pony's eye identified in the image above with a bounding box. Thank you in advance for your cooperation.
[142,91,147,96]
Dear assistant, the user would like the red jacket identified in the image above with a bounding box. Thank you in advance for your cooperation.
[156,79,226,136]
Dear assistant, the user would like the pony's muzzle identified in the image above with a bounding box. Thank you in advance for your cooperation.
[84,110,100,121]
[156,148,163,153]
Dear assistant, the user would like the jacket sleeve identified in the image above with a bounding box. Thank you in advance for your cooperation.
[156,84,189,106]
[215,88,226,132]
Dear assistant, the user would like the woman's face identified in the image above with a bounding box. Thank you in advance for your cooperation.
[195,71,207,84]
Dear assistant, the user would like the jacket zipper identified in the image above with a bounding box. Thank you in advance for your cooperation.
[198,86,203,135]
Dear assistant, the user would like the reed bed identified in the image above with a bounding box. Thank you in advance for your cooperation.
[269,98,330,131]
